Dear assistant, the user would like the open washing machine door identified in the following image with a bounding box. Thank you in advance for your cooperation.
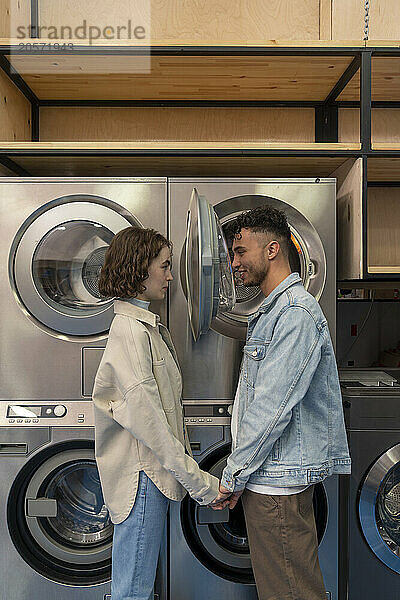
[185,188,235,341]
[9,195,138,339]
[183,191,326,341]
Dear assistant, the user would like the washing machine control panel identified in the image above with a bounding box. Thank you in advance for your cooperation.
[0,401,94,426]
[183,401,232,425]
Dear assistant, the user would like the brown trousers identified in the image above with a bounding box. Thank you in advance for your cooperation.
[242,486,326,600]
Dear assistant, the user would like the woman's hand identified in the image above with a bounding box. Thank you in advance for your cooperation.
[209,484,232,510]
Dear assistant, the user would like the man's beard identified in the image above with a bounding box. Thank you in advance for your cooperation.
[243,263,267,287]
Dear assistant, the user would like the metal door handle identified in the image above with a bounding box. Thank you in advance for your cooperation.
[0,443,27,454]
[196,505,229,524]
[26,498,57,517]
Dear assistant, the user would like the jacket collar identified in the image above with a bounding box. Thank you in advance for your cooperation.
[251,272,302,318]
[114,299,160,327]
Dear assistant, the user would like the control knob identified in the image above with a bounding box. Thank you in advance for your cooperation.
[227,404,233,415]
[53,405,67,417]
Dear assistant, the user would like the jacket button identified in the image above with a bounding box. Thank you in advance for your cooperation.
[252,350,257,356]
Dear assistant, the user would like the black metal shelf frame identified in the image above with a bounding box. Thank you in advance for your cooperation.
[0,42,400,280]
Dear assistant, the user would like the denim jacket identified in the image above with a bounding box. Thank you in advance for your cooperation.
[221,272,351,492]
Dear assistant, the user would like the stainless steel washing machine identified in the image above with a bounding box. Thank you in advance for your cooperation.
[167,179,338,598]
[0,400,114,598]
[340,369,400,600]
[169,401,339,600]
[1,178,167,401]
[168,177,336,400]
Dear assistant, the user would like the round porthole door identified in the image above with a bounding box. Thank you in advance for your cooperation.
[9,195,139,339]
[7,440,113,586]
[212,194,327,339]
[359,443,400,574]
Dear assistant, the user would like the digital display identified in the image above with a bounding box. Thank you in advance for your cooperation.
[184,406,212,417]
[8,405,42,418]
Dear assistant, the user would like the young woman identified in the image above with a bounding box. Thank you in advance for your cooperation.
[93,226,227,600]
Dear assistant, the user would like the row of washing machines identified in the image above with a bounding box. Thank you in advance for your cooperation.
[0,178,398,600]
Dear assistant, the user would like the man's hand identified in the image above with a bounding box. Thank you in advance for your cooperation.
[227,489,244,509]
[209,484,232,510]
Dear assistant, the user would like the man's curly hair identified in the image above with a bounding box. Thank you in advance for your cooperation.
[98,226,171,298]
[229,205,291,257]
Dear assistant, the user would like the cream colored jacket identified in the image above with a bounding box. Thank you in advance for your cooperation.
[93,300,219,524]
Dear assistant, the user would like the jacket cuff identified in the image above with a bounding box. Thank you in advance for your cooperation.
[191,475,219,505]
[221,468,248,493]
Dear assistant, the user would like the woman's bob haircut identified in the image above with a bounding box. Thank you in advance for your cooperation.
[98,226,172,299]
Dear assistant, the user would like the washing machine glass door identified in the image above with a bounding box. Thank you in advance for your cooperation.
[8,440,113,585]
[181,447,253,583]
[185,188,235,341]
[10,195,138,339]
[359,443,400,574]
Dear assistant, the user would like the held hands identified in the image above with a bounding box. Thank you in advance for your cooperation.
[209,484,231,510]
[209,483,244,510]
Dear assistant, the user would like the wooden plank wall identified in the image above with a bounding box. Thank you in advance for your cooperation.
[0,0,31,38]
[39,107,315,142]
[39,108,400,144]
[37,0,322,42]
[368,187,400,271]
[339,109,400,143]
[11,0,400,41]
[0,68,31,141]
[2,1,400,45]
[332,0,400,40]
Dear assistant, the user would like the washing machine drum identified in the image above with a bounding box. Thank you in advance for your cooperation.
[9,195,138,338]
[215,195,326,339]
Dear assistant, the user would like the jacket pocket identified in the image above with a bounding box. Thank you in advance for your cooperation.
[153,357,166,366]
[243,344,266,361]
[243,343,267,389]
[298,485,314,517]
[153,360,176,412]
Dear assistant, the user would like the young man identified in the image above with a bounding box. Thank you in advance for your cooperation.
[211,205,350,600]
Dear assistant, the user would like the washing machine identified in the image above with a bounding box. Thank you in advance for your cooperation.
[340,369,400,600]
[0,400,114,599]
[168,177,335,401]
[169,401,339,600]
[168,178,338,598]
[0,177,167,401]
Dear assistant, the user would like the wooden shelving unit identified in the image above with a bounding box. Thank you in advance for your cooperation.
[0,39,399,279]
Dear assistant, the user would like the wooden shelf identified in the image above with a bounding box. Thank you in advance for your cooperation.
[372,143,400,150]
[0,142,360,177]
[3,49,359,102]
[0,39,366,48]
[368,147,400,181]
[368,267,400,273]
[338,57,400,103]
[0,141,360,150]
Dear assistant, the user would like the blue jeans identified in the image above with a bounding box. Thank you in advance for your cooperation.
[111,471,169,600]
